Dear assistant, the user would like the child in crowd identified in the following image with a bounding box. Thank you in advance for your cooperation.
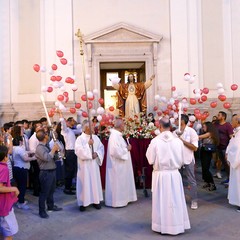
[0,145,19,240]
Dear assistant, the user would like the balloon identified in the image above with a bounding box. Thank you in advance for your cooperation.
[50,76,56,81]
[218,94,226,102]
[171,86,176,91]
[201,95,207,102]
[202,88,209,94]
[198,98,203,104]
[223,102,231,109]
[109,106,114,111]
[56,50,64,57]
[98,98,104,105]
[231,84,238,91]
[195,113,202,120]
[33,64,40,72]
[57,95,64,102]
[194,108,200,114]
[153,106,158,111]
[60,58,67,65]
[40,66,46,72]
[41,86,48,92]
[75,103,81,109]
[82,111,88,118]
[97,107,105,115]
[70,108,76,114]
[71,84,78,91]
[216,83,223,89]
[217,88,225,94]
[97,115,102,122]
[51,64,58,71]
[63,91,69,97]
[88,102,93,109]
[48,111,54,118]
[93,89,99,95]
[47,87,53,92]
[157,111,162,117]
[81,95,87,101]
[64,97,69,103]
[154,95,161,101]
[87,91,93,99]
[190,98,196,105]
[184,73,191,81]
[56,76,62,81]
[210,101,217,108]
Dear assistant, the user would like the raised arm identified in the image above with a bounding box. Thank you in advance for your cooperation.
[144,74,155,89]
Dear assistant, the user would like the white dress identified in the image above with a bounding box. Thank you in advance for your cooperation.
[146,131,191,235]
[105,128,137,207]
[125,83,140,118]
[75,133,104,207]
[226,128,240,207]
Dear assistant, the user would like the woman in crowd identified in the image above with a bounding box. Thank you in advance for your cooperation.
[199,122,219,191]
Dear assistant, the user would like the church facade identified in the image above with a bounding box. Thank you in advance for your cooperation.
[0,0,240,124]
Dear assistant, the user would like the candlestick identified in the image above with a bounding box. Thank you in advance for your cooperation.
[178,102,182,132]
[40,94,52,127]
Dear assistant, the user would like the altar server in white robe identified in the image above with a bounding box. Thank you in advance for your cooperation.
[75,120,104,211]
[105,118,137,207]
[146,117,190,235]
[226,114,240,212]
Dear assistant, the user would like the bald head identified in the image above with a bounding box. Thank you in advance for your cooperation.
[159,117,171,131]
[231,114,240,128]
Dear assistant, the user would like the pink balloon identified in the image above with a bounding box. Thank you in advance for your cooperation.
[57,95,64,102]
[153,106,158,111]
[50,76,56,81]
[33,64,40,72]
[171,86,176,91]
[81,95,87,101]
[218,94,226,102]
[56,76,62,81]
[75,103,81,109]
[82,111,88,118]
[63,92,69,97]
[109,106,115,111]
[70,108,76,114]
[98,98,104,105]
[51,64,58,71]
[190,98,196,105]
[223,102,231,109]
[47,87,53,92]
[202,88,209,94]
[201,95,207,102]
[88,102,93,109]
[210,101,217,108]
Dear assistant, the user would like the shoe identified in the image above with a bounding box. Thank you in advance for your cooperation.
[213,172,222,179]
[63,189,75,195]
[93,204,101,210]
[236,207,240,213]
[16,201,30,210]
[208,183,217,191]
[39,212,49,219]
[191,201,198,210]
[48,205,63,212]
[79,206,86,212]
[202,183,210,189]
[221,179,229,184]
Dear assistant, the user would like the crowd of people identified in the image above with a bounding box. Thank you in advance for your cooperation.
[0,110,240,238]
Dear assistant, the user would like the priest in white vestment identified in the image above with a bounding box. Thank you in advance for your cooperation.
[75,120,104,211]
[105,118,137,207]
[146,117,190,235]
[226,114,240,212]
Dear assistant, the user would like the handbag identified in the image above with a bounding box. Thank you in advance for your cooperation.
[203,144,216,152]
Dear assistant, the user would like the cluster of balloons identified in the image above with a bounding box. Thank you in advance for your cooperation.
[33,50,116,119]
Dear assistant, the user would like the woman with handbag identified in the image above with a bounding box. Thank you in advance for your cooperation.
[199,122,220,191]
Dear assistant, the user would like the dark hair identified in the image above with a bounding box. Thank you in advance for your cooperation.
[0,145,8,161]
[11,125,22,139]
[219,111,227,120]
[127,74,136,83]
[22,119,29,124]
[12,136,23,146]
[181,114,189,125]
[40,117,47,123]
[203,121,220,146]
[67,117,74,122]
[36,129,46,141]
[3,123,13,132]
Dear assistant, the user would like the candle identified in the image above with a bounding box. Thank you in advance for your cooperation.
[178,102,182,132]
[40,94,52,127]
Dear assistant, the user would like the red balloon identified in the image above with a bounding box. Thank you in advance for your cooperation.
[69,108,76,114]
[51,64,58,71]
[82,111,88,118]
[33,64,40,72]
[153,106,158,111]
[47,87,53,93]
[223,102,231,109]
[202,88,209,94]
[194,109,200,114]
[48,111,54,118]
[98,98,104,105]
[190,98,196,105]
[171,86,176,91]
[157,111,162,116]
[167,104,172,110]
[75,103,81,109]
[195,113,202,120]
[50,76,56,81]
[183,107,188,112]
[198,98,203,104]
[88,96,95,101]
[218,94,226,102]
[56,76,62,81]
[100,121,105,126]
[63,91,69,97]
[201,95,207,102]
[60,58,67,65]
[210,101,217,108]
[81,95,87,101]
[231,84,238,91]
[57,95,64,102]
[88,102,93,109]
[109,106,115,111]
[64,97,69,103]
[56,50,64,58]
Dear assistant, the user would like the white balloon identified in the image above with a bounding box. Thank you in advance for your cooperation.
[189,115,196,122]
[184,74,191,81]
[97,107,105,115]
[97,115,102,121]
[172,92,178,99]
[60,86,66,91]
[154,94,161,101]
[195,93,201,98]
[93,89,99,95]
[169,98,175,105]
[195,88,201,93]
[217,83,223,89]
[71,84,78,91]
[91,109,96,115]
[85,74,91,80]
[160,96,167,103]
[217,88,225,94]
[87,91,93,98]
[182,98,187,103]
[59,103,66,111]
[154,129,160,136]
[41,86,48,92]
[53,82,60,88]
[55,101,60,107]
[189,76,195,84]
[40,66,46,72]
[48,70,54,75]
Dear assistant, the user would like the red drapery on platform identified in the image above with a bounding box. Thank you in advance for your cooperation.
[100,138,152,189]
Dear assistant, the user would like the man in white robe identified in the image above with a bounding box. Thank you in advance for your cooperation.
[105,118,137,207]
[146,117,190,235]
[226,114,240,212]
[75,120,104,211]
